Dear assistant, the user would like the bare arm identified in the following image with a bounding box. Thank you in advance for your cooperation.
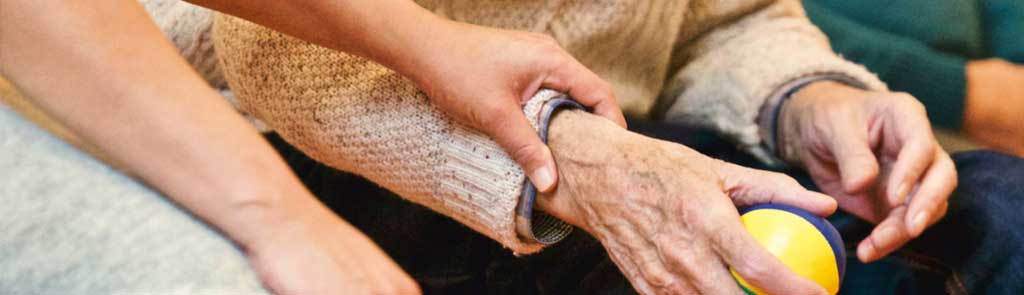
[0,1,416,293]
[185,0,623,192]
[185,0,435,77]
[1,0,295,248]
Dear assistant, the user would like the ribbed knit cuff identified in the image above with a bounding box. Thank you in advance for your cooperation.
[881,51,967,130]
[515,93,581,248]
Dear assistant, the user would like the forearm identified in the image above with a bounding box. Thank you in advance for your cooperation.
[186,0,441,80]
[0,0,322,246]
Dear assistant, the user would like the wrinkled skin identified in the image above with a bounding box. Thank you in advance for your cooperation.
[779,81,958,262]
[539,110,838,295]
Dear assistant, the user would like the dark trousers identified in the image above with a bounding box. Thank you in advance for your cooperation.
[266,119,1024,295]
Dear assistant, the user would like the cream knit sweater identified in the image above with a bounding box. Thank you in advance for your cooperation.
[143,0,885,254]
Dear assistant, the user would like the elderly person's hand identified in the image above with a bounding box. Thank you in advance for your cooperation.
[388,19,627,192]
[778,81,958,262]
[537,110,837,295]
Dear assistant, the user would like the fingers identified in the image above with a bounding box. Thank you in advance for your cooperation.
[712,212,828,295]
[660,237,744,295]
[884,136,936,206]
[903,150,956,237]
[478,99,559,192]
[634,249,701,295]
[829,126,881,194]
[719,163,838,216]
[857,206,911,262]
[544,56,627,128]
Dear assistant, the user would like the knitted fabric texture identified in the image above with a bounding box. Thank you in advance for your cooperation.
[656,0,886,157]
[214,15,570,253]
[158,0,887,253]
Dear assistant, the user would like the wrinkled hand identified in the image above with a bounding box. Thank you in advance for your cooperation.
[243,200,420,295]
[392,19,626,193]
[965,58,1024,156]
[538,110,837,295]
[779,81,958,262]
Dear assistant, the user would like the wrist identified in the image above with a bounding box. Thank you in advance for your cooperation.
[211,180,331,249]
[535,109,650,233]
[779,81,865,161]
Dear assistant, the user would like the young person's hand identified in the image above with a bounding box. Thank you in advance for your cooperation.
[779,81,957,262]
[537,110,835,295]
[191,0,626,193]
[1,1,420,293]
[389,19,627,193]
[242,198,420,295]
[965,58,1024,156]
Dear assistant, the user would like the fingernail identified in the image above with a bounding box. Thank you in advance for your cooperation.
[912,212,929,236]
[857,242,874,262]
[894,182,910,205]
[531,167,555,192]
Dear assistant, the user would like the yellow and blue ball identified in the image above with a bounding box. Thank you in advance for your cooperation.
[731,204,846,295]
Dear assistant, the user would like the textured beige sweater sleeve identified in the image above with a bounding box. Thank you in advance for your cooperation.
[658,0,887,160]
[212,15,571,254]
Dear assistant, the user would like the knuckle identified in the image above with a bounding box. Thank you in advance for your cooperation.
[918,139,938,153]
[597,81,616,100]
[524,33,558,50]
[532,32,558,45]
[894,93,926,112]
[768,171,799,186]
[509,140,543,165]
[660,244,696,270]
[733,260,772,286]
[475,103,509,129]
[659,280,691,295]
[642,269,676,289]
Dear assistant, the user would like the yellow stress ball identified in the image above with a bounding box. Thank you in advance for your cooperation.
[731,204,846,295]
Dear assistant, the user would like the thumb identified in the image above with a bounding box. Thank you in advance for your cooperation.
[479,101,559,192]
[541,55,627,128]
[719,162,838,216]
[829,127,880,194]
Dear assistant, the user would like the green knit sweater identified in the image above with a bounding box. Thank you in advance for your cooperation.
[804,0,1024,129]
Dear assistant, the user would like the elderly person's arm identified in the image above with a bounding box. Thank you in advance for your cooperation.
[215,11,841,294]
[658,0,956,263]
